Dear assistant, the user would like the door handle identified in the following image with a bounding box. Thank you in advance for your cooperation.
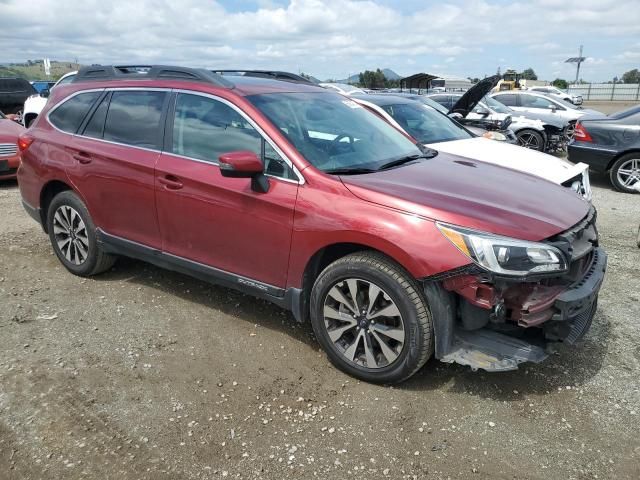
[158,174,184,190]
[72,152,92,164]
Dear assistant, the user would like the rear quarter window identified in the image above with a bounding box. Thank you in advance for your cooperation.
[49,91,102,133]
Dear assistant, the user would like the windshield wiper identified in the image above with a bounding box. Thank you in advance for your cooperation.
[324,167,377,175]
[377,149,438,171]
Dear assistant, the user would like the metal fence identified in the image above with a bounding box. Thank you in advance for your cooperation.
[567,83,640,101]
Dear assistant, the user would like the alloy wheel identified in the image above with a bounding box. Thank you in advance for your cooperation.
[322,278,406,369]
[53,205,90,265]
[518,132,541,150]
[616,158,640,188]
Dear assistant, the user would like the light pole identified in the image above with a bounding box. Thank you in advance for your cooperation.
[565,45,586,85]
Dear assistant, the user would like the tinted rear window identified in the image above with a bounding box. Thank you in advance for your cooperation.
[494,94,517,106]
[49,92,101,133]
[103,91,167,149]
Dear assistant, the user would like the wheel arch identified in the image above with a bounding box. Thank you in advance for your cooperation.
[39,179,74,232]
[606,149,640,172]
[294,242,409,323]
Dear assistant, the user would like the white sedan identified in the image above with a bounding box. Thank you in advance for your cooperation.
[22,71,77,127]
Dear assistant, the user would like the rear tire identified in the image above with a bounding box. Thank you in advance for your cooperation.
[609,153,640,194]
[46,191,116,276]
[516,129,544,151]
[310,252,433,384]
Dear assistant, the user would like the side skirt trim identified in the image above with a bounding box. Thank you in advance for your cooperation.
[96,229,304,318]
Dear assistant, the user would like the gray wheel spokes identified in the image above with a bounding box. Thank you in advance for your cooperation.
[370,330,400,365]
[371,323,405,342]
[344,329,364,362]
[618,159,640,188]
[323,278,405,369]
[367,302,401,320]
[327,285,357,314]
[53,205,89,265]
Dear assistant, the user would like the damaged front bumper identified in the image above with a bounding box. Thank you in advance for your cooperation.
[424,212,607,372]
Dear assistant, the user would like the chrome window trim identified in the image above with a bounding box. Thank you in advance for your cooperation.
[172,89,305,184]
[46,86,305,184]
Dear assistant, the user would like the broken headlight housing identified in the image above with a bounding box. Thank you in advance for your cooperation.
[437,223,568,276]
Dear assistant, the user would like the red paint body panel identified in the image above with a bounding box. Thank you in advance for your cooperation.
[341,156,590,242]
[156,152,297,286]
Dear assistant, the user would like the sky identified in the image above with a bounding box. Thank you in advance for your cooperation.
[0,0,638,82]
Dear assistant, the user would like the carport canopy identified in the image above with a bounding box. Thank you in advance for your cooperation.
[400,73,439,91]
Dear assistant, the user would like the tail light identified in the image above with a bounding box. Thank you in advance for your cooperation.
[573,122,593,142]
[17,134,34,152]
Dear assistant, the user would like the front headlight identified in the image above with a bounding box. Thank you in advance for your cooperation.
[482,131,507,142]
[437,223,568,276]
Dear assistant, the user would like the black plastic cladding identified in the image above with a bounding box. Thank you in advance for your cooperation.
[72,65,234,88]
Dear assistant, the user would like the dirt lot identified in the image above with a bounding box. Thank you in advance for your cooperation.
[1,170,639,480]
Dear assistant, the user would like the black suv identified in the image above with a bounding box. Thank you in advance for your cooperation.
[0,78,36,116]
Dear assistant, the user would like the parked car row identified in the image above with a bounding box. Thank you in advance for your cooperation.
[16,65,606,384]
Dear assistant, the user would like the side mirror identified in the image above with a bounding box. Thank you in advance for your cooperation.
[475,107,490,117]
[549,105,557,113]
[218,151,269,193]
[41,89,50,98]
[448,112,464,120]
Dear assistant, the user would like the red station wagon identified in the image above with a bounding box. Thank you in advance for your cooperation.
[18,66,606,383]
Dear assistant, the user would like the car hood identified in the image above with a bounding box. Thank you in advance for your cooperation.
[425,137,588,185]
[0,119,25,142]
[450,75,500,116]
[341,152,589,242]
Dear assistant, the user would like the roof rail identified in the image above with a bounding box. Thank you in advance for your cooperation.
[73,65,233,88]
[212,70,315,85]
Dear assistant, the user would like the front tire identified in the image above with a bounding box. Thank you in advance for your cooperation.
[310,252,433,384]
[47,191,116,276]
[516,129,544,151]
[609,153,640,194]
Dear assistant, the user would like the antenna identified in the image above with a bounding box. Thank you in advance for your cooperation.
[565,45,586,85]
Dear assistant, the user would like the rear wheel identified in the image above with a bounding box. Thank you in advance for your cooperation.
[47,191,116,276]
[516,129,544,151]
[310,252,433,384]
[609,154,640,193]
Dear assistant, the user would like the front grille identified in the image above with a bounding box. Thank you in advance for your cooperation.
[0,143,18,157]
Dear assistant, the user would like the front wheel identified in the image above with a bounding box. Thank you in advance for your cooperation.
[516,129,544,151]
[47,191,116,276]
[310,252,433,384]
[609,154,640,194]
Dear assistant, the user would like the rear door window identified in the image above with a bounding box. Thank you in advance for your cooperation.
[103,91,167,149]
[494,94,517,107]
[520,94,556,109]
[49,91,101,133]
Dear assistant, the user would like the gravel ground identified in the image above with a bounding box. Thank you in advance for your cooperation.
[1,170,639,480]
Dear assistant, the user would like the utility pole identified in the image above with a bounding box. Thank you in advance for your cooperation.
[565,45,585,85]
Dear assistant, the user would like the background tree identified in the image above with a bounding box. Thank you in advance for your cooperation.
[622,69,640,84]
[551,78,568,89]
[520,68,538,80]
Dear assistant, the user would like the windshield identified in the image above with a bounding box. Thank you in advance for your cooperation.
[483,95,511,114]
[381,102,472,144]
[415,96,449,114]
[248,92,421,173]
[552,96,579,109]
